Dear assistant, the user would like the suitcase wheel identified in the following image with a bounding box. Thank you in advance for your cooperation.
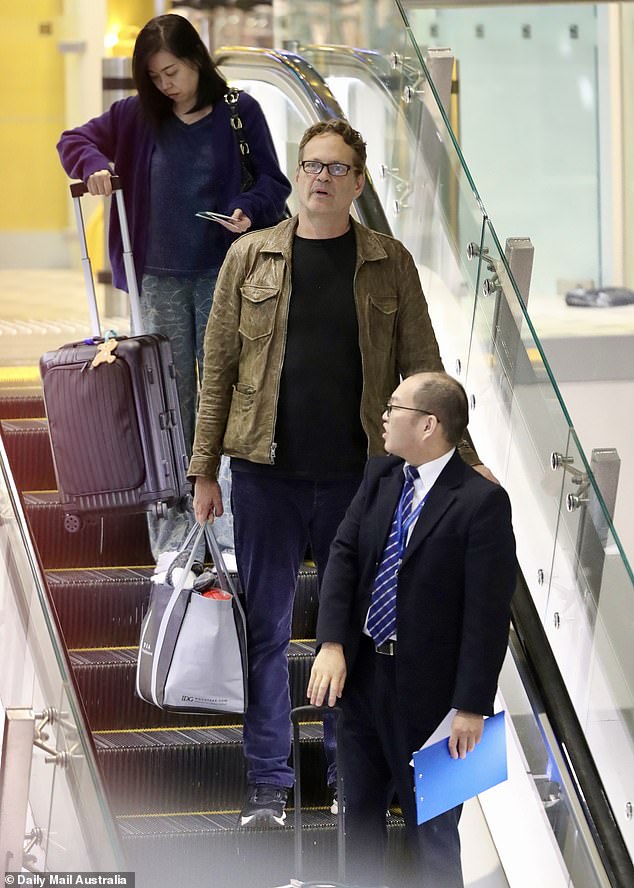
[154,501,169,520]
[63,513,82,534]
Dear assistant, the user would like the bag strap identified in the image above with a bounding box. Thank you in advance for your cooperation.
[224,89,255,190]
[165,523,206,592]
[204,524,238,597]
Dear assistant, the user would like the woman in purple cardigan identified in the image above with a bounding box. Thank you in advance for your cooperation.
[58,14,291,556]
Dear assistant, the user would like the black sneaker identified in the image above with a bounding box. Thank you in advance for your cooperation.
[239,783,288,828]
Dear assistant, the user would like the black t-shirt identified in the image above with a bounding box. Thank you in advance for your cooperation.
[232,226,366,479]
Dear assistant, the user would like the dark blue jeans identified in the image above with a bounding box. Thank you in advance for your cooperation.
[231,470,362,788]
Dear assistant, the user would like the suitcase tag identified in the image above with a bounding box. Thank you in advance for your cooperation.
[91,338,119,369]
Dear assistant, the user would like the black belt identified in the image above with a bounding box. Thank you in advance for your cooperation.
[374,639,397,656]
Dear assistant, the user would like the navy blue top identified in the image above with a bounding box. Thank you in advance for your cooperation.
[57,93,291,292]
[145,113,224,275]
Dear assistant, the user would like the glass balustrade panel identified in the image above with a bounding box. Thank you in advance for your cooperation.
[466,224,573,622]
[499,639,610,888]
[401,2,603,303]
[546,427,634,857]
[0,456,124,872]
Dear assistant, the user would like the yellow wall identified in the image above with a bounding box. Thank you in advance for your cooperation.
[0,1,66,229]
[0,0,153,233]
[106,0,153,55]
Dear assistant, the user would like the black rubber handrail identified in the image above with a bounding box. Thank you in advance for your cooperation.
[511,571,634,887]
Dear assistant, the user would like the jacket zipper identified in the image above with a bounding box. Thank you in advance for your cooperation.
[353,255,371,457]
[268,267,292,464]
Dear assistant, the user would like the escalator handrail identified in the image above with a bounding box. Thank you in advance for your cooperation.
[512,571,634,888]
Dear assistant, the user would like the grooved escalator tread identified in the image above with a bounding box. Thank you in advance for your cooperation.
[0,386,44,419]
[23,490,153,567]
[0,417,56,489]
[94,723,327,814]
[47,565,319,647]
[70,641,317,730]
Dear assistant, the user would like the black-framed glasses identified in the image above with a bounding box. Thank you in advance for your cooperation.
[299,160,356,177]
[385,402,434,418]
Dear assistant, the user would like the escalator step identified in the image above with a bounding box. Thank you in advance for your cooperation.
[46,567,154,648]
[23,491,153,568]
[70,641,316,731]
[118,810,406,888]
[47,566,319,649]
[0,386,44,419]
[0,418,56,490]
[95,723,326,815]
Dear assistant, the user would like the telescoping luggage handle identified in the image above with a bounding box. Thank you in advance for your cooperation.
[291,705,345,886]
[69,174,143,339]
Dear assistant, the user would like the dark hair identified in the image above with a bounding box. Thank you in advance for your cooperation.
[412,372,469,446]
[298,119,367,171]
[132,14,227,124]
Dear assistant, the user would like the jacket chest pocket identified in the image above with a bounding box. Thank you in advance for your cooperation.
[239,285,279,341]
[367,294,397,351]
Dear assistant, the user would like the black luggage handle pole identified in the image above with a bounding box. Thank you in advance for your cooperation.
[291,705,345,885]
[69,174,144,337]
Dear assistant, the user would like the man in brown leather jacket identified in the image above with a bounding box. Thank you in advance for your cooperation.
[189,119,488,829]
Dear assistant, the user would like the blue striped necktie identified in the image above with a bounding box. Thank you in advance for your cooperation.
[367,465,419,647]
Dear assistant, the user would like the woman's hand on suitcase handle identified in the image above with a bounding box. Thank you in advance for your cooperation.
[193,476,224,524]
[86,170,114,196]
[307,643,346,708]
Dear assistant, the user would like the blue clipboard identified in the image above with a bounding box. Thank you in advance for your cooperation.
[413,710,507,824]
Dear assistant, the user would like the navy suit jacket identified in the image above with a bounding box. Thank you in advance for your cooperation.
[316,451,517,751]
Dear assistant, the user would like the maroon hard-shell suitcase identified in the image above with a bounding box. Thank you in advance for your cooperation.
[39,177,189,524]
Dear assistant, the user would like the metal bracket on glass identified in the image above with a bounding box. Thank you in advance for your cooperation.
[466,242,496,273]
[22,827,44,873]
[379,164,409,189]
[33,708,79,768]
[390,52,420,80]
[402,83,424,104]
[550,452,586,486]
[393,198,411,215]
[566,490,589,512]
[482,276,502,297]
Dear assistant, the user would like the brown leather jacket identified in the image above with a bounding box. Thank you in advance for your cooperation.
[189,216,477,478]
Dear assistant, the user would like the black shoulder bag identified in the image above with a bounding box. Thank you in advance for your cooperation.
[224,88,256,193]
[224,88,291,217]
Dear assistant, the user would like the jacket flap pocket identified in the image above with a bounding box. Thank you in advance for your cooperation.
[240,285,278,304]
[369,293,397,315]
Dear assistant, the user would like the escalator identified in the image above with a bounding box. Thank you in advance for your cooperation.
[1,36,632,888]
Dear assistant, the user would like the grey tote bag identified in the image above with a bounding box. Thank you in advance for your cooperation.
[135,523,248,714]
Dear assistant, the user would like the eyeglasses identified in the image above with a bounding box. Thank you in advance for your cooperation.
[299,160,356,177]
[385,402,434,418]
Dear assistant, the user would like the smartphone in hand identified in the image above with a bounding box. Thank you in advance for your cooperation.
[196,211,241,227]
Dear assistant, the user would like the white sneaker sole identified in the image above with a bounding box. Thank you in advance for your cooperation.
[239,809,287,828]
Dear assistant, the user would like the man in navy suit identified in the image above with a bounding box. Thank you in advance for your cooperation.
[308,371,516,887]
